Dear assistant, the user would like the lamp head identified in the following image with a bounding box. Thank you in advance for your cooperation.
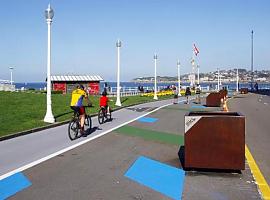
[116,39,121,47]
[45,4,54,21]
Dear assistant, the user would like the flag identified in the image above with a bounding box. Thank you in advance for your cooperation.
[193,44,199,56]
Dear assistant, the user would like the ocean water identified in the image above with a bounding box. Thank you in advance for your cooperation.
[15,82,270,91]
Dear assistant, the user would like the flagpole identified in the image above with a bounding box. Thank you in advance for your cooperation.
[191,51,195,87]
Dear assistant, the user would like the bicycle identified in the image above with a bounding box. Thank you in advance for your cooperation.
[98,106,112,124]
[68,106,92,140]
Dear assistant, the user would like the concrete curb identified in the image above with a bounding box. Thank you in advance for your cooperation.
[0,99,171,142]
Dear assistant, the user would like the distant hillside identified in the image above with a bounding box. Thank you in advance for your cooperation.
[132,69,270,83]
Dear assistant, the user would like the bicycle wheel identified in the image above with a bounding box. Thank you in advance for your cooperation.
[84,115,92,133]
[68,119,79,140]
[98,109,104,124]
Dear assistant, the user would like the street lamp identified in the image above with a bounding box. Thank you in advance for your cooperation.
[236,68,239,92]
[197,65,200,86]
[251,30,254,89]
[115,39,122,106]
[153,54,158,100]
[9,67,14,85]
[177,60,181,96]
[44,4,55,123]
[217,68,220,91]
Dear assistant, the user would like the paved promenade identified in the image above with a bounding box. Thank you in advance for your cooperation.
[228,93,270,190]
[0,94,267,199]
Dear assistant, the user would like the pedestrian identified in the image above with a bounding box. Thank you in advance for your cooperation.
[254,82,259,92]
[195,85,201,104]
[173,85,178,104]
[185,87,191,104]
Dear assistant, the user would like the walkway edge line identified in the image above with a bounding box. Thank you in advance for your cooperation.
[0,100,184,181]
[245,145,270,200]
[226,96,270,200]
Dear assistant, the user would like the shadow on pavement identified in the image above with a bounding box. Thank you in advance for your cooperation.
[83,126,101,137]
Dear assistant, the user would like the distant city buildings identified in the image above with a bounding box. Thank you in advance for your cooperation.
[133,69,270,83]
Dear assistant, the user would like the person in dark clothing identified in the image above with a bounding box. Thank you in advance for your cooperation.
[254,82,259,92]
[185,87,191,104]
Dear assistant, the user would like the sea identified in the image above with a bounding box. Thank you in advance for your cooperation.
[15,82,270,91]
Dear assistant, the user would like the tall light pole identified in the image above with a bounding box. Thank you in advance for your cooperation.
[251,30,254,89]
[44,4,55,123]
[177,60,181,96]
[9,67,14,85]
[236,68,239,92]
[115,39,122,106]
[153,54,158,100]
[217,68,220,91]
[197,65,200,86]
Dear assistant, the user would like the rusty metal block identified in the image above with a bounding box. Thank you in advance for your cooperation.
[184,112,245,170]
[206,92,221,107]
[219,89,228,98]
[240,88,248,94]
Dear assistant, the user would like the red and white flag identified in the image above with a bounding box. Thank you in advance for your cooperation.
[193,44,199,56]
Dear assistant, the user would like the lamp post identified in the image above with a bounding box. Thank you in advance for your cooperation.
[9,67,14,85]
[44,4,55,123]
[115,39,122,106]
[251,30,254,90]
[236,68,239,92]
[177,60,181,96]
[197,65,200,86]
[217,68,220,91]
[153,54,158,100]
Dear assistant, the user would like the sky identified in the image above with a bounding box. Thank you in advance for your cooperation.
[0,0,269,82]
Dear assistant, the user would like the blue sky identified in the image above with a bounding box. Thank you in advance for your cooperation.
[0,0,269,82]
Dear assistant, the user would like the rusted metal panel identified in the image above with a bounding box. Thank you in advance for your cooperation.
[240,88,248,94]
[206,92,221,107]
[184,112,245,170]
[219,89,228,99]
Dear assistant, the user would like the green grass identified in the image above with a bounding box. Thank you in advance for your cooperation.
[0,91,173,137]
[115,125,184,145]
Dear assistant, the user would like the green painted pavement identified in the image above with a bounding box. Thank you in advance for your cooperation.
[115,126,184,145]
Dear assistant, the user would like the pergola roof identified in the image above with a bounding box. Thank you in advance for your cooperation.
[50,75,103,82]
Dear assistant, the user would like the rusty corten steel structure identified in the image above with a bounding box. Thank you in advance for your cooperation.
[206,92,222,107]
[219,89,228,99]
[240,88,249,94]
[206,90,227,107]
[184,111,245,170]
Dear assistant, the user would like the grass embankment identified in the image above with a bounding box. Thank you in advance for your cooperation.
[0,91,173,137]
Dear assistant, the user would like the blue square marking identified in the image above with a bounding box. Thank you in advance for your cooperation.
[137,117,158,123]
[125,156,185,200]
[0,172,32,200]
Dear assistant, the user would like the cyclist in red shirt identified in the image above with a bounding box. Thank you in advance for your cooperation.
[99,91,109,111]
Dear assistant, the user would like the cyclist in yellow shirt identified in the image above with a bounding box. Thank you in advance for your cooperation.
[70,85,91,134]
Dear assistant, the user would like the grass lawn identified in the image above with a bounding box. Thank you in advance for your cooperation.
[0,91,173,137]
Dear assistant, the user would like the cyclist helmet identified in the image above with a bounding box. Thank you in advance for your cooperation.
[78,84,84,90]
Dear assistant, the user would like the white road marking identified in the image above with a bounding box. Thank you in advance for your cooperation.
[0,99,186,181]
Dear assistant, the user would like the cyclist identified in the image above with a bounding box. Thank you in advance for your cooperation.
[70,84,91,134]
[99,91,109,113]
